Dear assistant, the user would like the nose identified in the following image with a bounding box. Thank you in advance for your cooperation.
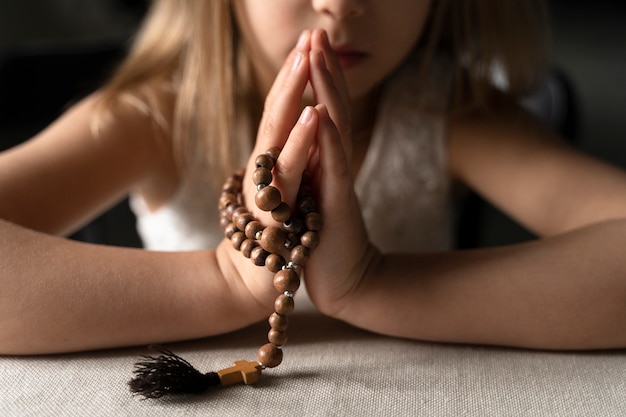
[312,0,365,20]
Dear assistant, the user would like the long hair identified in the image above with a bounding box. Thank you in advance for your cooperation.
[96,0,247,185]
[420,0,550,113]
[96,0,549,181]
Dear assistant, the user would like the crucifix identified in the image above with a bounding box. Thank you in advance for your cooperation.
[217,360,262,386]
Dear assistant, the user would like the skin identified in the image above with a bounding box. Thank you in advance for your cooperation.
[0,1,625,354]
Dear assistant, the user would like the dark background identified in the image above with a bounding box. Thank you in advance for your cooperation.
[0,0,624,248]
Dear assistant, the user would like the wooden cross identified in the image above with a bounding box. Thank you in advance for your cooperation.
[217,360,262,386]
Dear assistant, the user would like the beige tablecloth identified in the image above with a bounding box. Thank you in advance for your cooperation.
[1,292,624,416]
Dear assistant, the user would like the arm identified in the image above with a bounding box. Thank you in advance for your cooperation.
[0,219,267,354]
[305,80,626,349]
[0,32,318,354]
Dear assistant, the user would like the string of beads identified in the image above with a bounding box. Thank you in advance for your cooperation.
[128,146,321,398]
[218,146,322,370]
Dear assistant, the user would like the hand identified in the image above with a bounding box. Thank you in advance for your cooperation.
[217,31,319,318]
[302,30,380,318]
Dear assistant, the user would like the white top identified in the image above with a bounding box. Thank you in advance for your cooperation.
[130,58,453,253]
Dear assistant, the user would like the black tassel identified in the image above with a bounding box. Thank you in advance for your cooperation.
[128,346,221,398]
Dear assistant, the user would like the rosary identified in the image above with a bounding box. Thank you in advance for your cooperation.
[128,147,321,398]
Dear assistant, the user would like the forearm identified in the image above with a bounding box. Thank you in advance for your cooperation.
[334,218,626,350]
[0,219,269,354]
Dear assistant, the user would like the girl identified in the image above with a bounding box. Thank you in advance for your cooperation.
[0,0,624,355]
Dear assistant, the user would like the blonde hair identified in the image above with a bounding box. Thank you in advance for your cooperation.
[97,0,549,180]
[97,0,248,185]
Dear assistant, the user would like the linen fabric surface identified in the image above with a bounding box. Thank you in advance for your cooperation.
[1,291,625,416]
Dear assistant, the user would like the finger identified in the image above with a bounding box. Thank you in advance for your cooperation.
[309,48,352,160]
[256,31,312,152]
[311,29,350,110]
[315,104,351,196]
[272,106,319,207]
[264,30,311,110]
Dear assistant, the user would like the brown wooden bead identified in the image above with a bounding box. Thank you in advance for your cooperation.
[265,146,281,163]
[250,246,269,266]
[224,222,238,239]
[252,167,273,186]
[234,212,255,232]
[224,203,241,219]
[290,245,310,266]
[266,146,281,161]
[258,343,282,368]
[274,268,300,293]
[298,183,314,198]
[300,231,320,250]
[255,186,282,211]
[260,226,287,254]
[231,231,246,250]
[298,195,317,214]
[269,312,289,331]
[219,216,231,229]
[284,233,298,251]
[265,254,286,273]
[240,239,256,258]
[231,206,248,220]
[283,216,303,234]
[274,294,295,315]
[245,221,264,240]
[268,329,288,347]
[271,202,291,223]
[233,168,245,180]
[255,154,274,169]
[305,212,323,231]
[218,192,237,210]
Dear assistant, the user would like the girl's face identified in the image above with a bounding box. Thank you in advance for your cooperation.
[232,0,432,101]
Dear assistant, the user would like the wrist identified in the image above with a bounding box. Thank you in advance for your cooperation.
[308,242,383,321]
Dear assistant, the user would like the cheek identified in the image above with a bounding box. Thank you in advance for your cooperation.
[235,3,300,71]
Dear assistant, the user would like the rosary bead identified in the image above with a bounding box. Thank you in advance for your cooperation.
[290,245,310,266]
[219,216,231,229]
[305,212,323,231]
[234,212,255,232]
[284,233,298,251]
[283,216,303,234]
[260,226,288,254]
[265,254,286,273]
[298,183,314,198]
[269,312,289,331]
[218,192,237,210]
[231,206,249,220]
[274,268,300,293]
[300,230,320,250]
[298,195,317,214]
[224,222,238,239]
[255,154,275,170]
[271,202,291,223]
[250,246,269,266]
[240,239,256,258]
[255,186,282,211]
[268,329,288,347]
[252,167,273,186]
[245,221,264,240]
[265,146,281,161]
[258,343,282,368]
[274,294,295,315]
[231,231,246,250]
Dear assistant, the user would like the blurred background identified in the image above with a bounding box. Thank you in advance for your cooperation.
[0,0,624,248]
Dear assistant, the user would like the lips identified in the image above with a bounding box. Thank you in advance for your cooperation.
[332,47,369,70]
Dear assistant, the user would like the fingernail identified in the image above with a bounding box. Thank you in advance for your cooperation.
[296,31,308,48]
[291,52,303,71]
[299,106,314,124]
